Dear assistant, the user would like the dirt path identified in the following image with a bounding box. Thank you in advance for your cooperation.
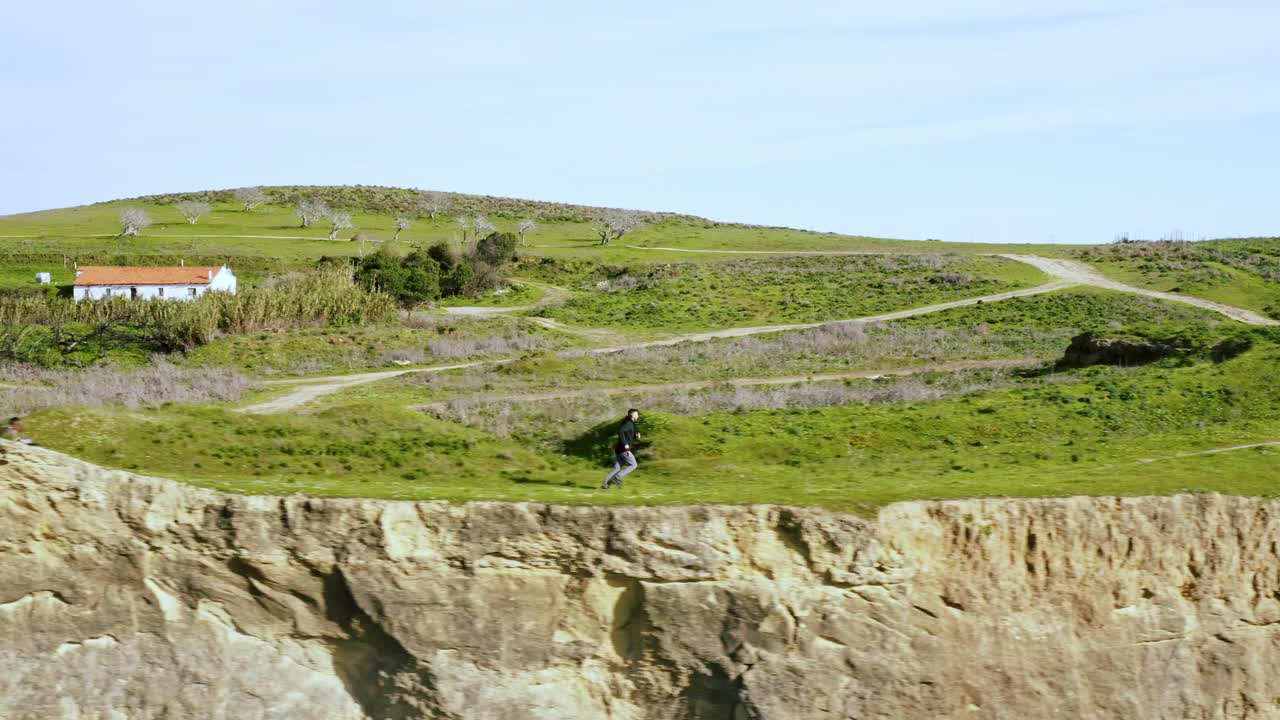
[240,250,1274,413]
[440,280,571,317]
[1136,441,1280,464]
[525,316,626,344]
[415,358,1040,412]
[241,277,1067,414]
[997,254,1279,326]
[588,279,1080,352]
[237,361,497,414]
[244,276,1077,413]
[624,247,1276,327]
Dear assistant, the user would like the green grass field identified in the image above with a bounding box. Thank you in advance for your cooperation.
[7,186,1280,513]
[530,254,1047,330]
[1075,239,1280,317]
[24,336,1280,513]
[329,287,1235,409]
[0,190,1077,297]
[182,315,583,377]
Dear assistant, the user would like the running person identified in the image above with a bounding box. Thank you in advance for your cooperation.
[603,409,641,489]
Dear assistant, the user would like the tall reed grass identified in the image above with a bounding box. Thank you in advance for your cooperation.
[0,270,396,353]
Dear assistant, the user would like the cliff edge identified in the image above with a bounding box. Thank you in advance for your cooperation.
[2,440,1278,719]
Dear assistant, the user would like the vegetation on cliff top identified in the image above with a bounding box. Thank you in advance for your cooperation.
[5,187,1280,512]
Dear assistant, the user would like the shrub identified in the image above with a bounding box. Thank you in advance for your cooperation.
[350,236,515,303]
[443,262,474,297]
[0,361,259,414]
[354,247,441,307]
[475,232,518,266]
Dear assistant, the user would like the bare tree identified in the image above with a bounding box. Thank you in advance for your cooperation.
[327,211,353,241]
[456,216,471,244]
[295,198,330,228]
[175,200,210,225]
[473,215,495,241]
[233,186,266,211]
[518,218,536,246]
[119,207,152,237]
[595,210,644,245]
[393,216,412,242]
[415,191,451,219]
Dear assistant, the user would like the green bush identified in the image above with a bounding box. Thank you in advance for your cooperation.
[475,232,518,266]
[354,247,441,307]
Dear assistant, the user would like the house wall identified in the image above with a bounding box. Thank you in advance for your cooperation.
[72,267,237,302]
[74,285,208,302]
[209,267,237,294]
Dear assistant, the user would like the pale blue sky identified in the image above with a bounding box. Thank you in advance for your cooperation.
[2,1,1277,243]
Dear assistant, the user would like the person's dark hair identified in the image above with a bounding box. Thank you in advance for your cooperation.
[8,417,17,423]
[628,408,639,415]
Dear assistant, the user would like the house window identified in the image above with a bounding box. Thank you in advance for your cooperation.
[130,287,138,300]
[189,287,197,297]
[158,287,164,297]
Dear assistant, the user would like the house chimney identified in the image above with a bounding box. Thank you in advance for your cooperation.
[207,269,213,280]
[180,258,184,267]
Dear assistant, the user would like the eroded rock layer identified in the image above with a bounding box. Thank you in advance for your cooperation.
[2,440,1278,719]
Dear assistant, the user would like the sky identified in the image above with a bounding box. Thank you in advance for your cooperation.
[2,1,1278,243]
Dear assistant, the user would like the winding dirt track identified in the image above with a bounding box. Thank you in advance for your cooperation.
[628,247,1279,326]
[1137,441,1280,464]
[996,254,1279,326]
[238,252,1276,414]
[239,361,496,414]
[439,280,571,317]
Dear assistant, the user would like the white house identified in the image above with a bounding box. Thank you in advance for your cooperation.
[72,265,237,302]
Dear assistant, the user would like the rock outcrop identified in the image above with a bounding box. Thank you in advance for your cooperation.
[2,440,1279,719]
[1057,332,1175,368]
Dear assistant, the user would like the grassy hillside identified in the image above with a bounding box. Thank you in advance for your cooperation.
[24,328,1280,512]
[529,254,1047,331]
[6,186,1280,513]
[1076,239,1280,318]
[0,186,1074,295]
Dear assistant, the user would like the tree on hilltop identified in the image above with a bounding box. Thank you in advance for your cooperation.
[233,186,266,211]
[327,211,353,241]
[295,198,329,228]
[472,215,495,243]
[175,200,210,225]
[414,191,451,219]
[518,218,536,246]
[394,216,412,242]
[595,210,643,246]
[119,207,152,237]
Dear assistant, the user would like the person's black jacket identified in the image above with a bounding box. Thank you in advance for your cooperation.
[614,417,638,454]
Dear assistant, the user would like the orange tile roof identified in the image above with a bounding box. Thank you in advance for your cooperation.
[73,266,222,287]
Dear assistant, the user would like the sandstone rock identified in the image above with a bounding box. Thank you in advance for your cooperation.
[2,440,1279,719]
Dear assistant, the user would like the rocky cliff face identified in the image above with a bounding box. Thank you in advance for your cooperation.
[2,440,1279,720]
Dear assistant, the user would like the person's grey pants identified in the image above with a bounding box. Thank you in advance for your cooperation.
[604,451,637,488]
